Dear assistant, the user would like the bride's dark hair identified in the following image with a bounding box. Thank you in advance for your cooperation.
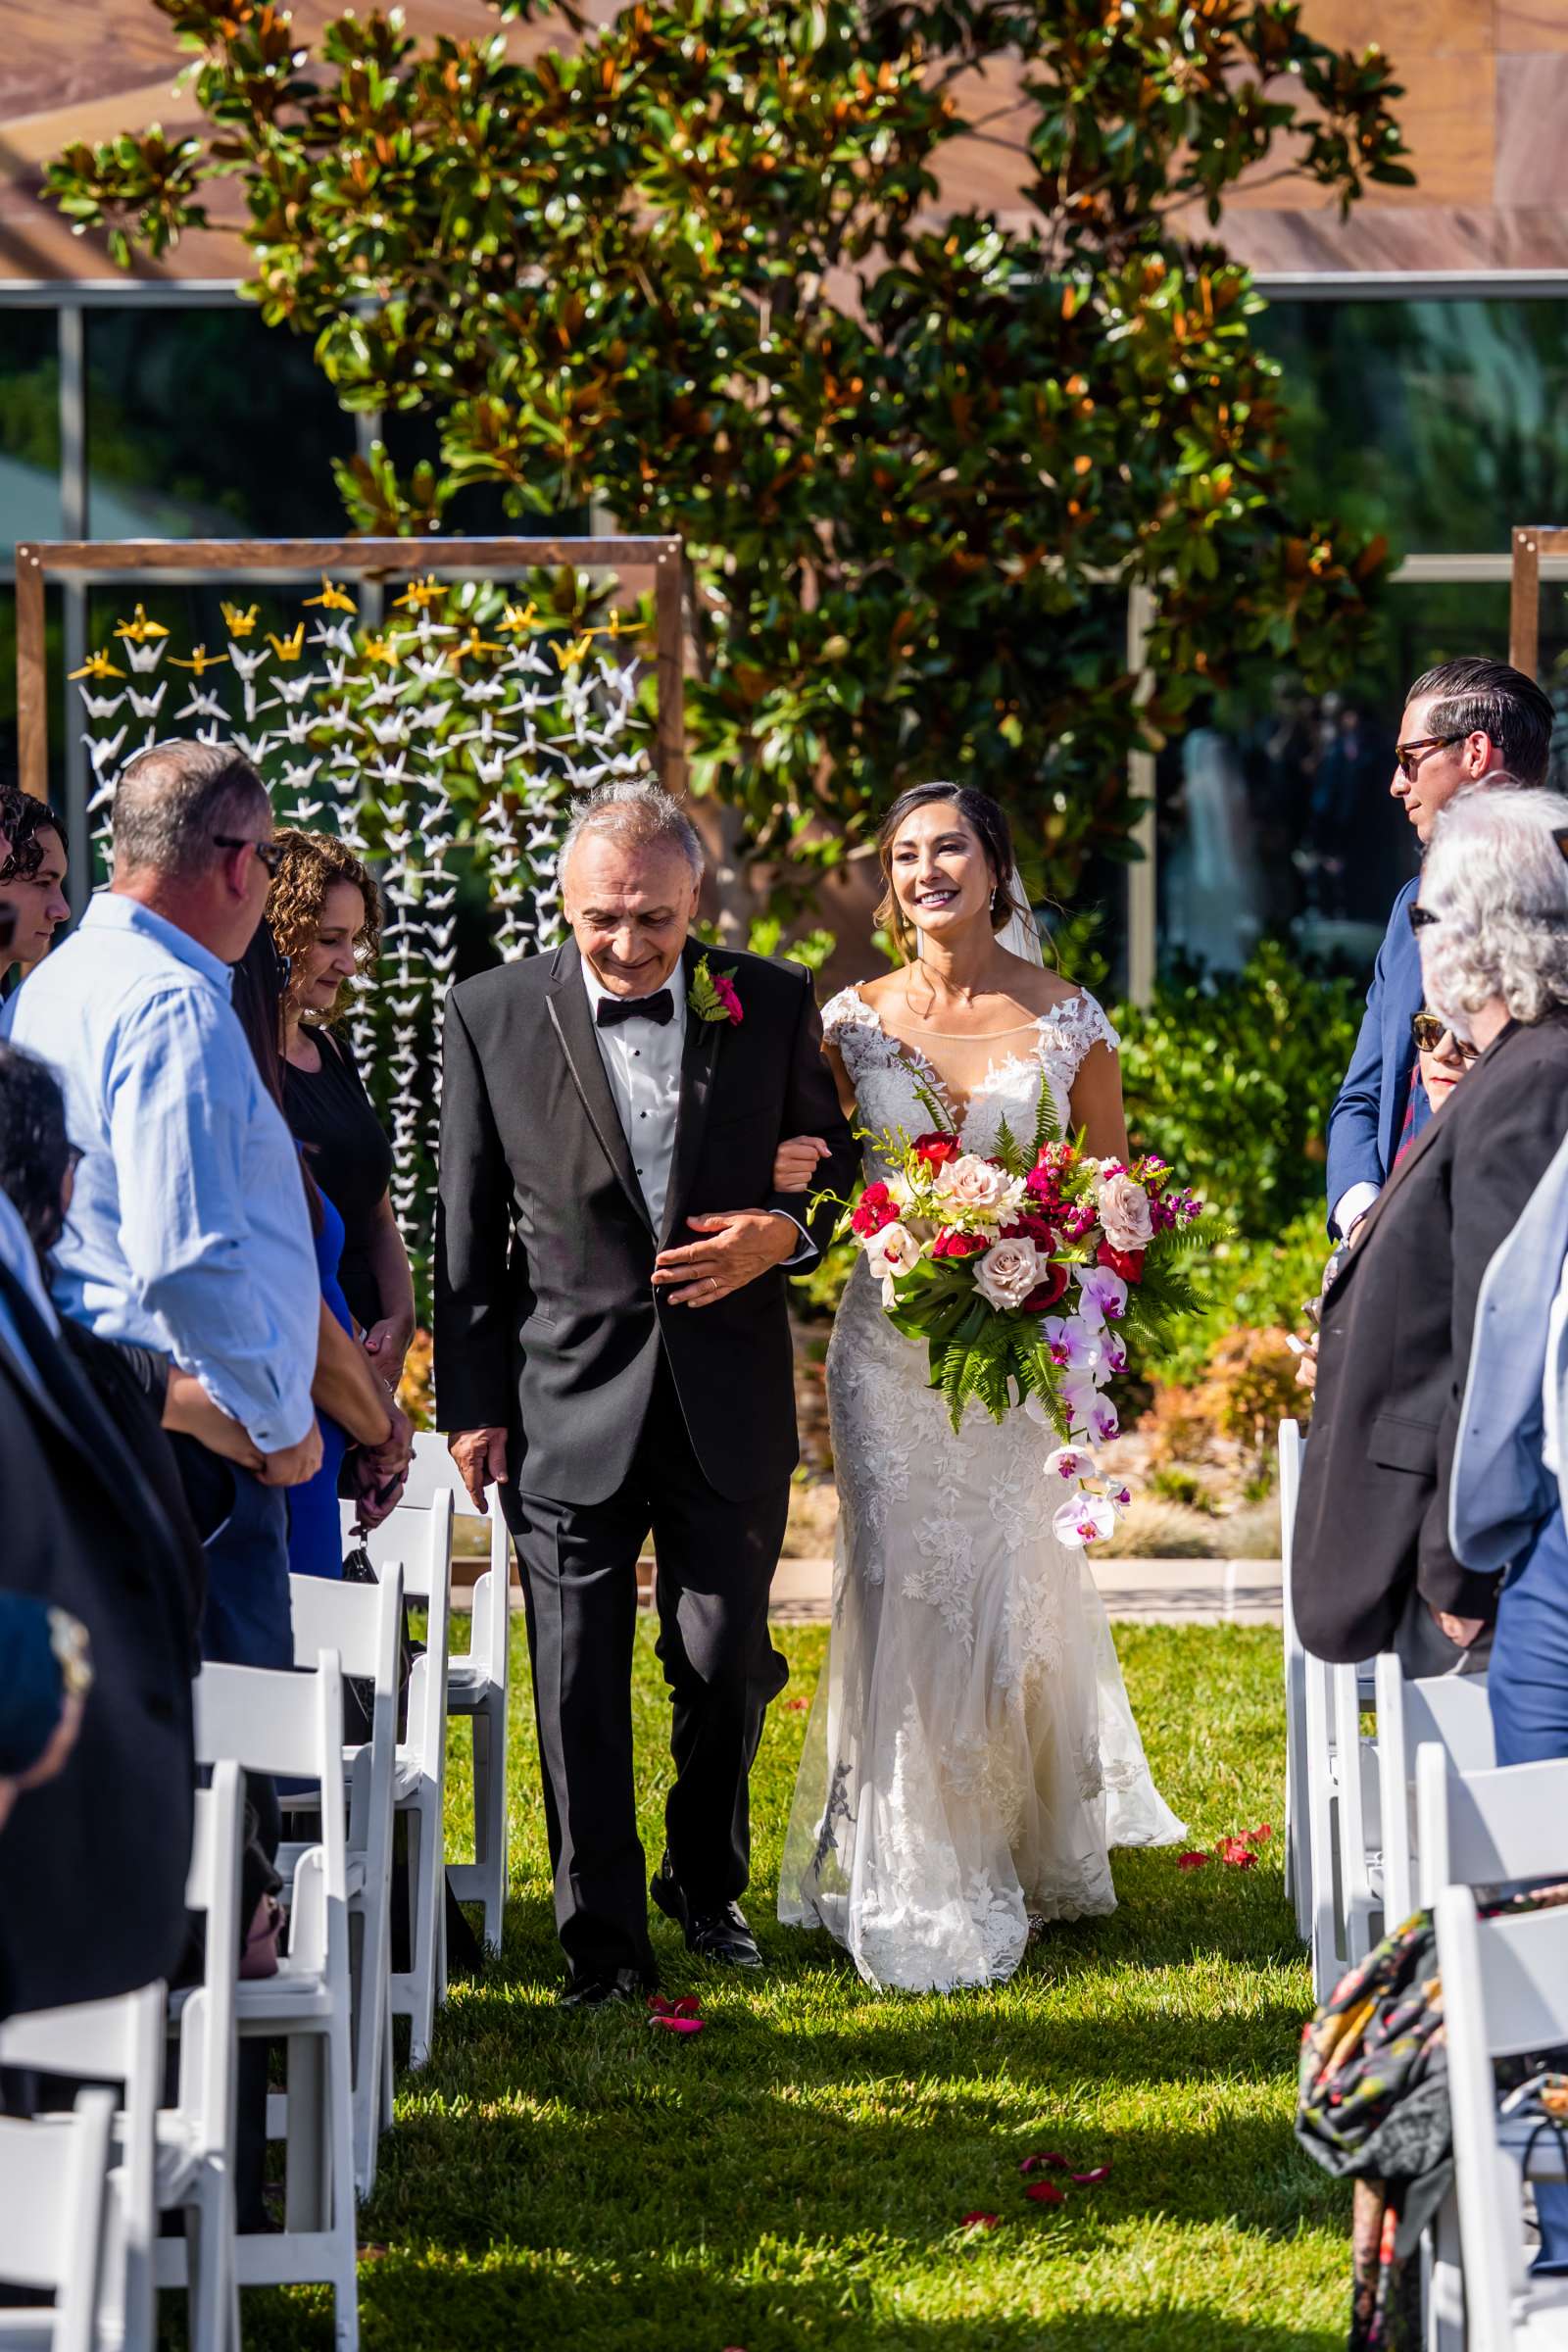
[873,782,1024,963]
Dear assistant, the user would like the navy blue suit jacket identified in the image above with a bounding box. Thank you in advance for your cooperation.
[1325,877,1430,1229]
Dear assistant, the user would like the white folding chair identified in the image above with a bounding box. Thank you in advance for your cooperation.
[1301,1642,1382,2001]
[193,1653,359,2352]
[0,1771,246,2352]
[155,1762,245,2352]
[0,1987,162,2352]
[1373,1656,1494,1926]
[341,1492,453,2068]
[1438,1882,1568,2352]
[1279,1417,1310,1938]
[286,1568,402,2196]
[1420,1747,1568,2352]
[403,1431,513,1952]
[0,2088,117,2352]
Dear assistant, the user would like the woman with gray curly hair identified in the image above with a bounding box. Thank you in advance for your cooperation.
[1293,781,1568,1675]
[1417,782,1568,1049]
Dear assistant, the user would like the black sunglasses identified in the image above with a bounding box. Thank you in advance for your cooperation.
[1411,1010,1480,1059]
[214,833,284,876]
[1408,902,1439,934]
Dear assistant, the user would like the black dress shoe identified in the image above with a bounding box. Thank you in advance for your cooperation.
[558,1967,650,2010]
[651,1858,764,1969]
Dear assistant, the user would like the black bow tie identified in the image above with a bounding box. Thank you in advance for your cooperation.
[596,987,674,1030]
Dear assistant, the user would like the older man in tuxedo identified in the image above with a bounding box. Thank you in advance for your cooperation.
[436,780,856,2005]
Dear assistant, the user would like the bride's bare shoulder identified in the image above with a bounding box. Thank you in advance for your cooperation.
[999,957,1099,1017]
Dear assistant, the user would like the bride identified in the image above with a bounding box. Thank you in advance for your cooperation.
[776,782,1183,1992]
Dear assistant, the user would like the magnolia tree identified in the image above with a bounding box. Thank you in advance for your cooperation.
[49,0,1410,923]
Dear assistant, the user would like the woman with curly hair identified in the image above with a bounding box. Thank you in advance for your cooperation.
[267,830,416,1390]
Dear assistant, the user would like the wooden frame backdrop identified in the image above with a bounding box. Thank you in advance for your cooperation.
[13,533,686,812]
[1510,525,1564,679]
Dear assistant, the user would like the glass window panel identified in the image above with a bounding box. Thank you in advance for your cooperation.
[1255,300,1568,559]
[0,310,63,558]
[85,308,355,539]
[1155,581,1513,985]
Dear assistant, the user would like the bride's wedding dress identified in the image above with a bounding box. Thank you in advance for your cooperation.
[778,983,1184,1992]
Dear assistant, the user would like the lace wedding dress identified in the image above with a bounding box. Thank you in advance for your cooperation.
[778,984,1185,1992]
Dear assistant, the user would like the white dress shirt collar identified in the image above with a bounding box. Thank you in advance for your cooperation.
[578,954,688,1041]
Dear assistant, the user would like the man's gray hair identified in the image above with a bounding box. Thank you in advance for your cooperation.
[112,739,270,879]
[560,778,703,885]
[1421,782,1568,1036]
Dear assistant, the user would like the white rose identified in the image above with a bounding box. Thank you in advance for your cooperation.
[971,1235,1044,1312]
[863,1220,920,1299]
[1097,1170,1154,1253]
[933,1153,1025,1221]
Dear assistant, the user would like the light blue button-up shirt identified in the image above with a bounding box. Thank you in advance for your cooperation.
[4,893,318,1450]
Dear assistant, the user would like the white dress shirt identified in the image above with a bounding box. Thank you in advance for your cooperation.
[580,958,688,1237]
[4,892,319,1449]
[1331,1179,1381,1241]
[578,958,811,1261]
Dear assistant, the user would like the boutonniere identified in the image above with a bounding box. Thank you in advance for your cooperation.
[688,954,744,1026]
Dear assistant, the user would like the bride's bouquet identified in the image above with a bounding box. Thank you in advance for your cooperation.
[839,1085,1211,1533]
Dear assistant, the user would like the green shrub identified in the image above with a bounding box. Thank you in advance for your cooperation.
[1153,1209,1330,1389]
[1114,942,1361,1241]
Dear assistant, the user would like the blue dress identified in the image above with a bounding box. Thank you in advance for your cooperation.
[287,1186,353,1580]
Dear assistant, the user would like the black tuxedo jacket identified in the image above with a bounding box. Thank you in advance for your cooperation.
[0,1262,195,2017]
[1294,1008,1568,1663]
[434,936,858,1506]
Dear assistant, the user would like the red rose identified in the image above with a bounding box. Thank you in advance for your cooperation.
[851,1182,897,1238]
[913,1132,961,1168]
[1097,1242,1145,1284]
[1003,1213,1058,1249]
[931,1227,986,1258]
[1020,1263,1069,1314]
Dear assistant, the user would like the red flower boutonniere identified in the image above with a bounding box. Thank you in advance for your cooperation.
[689,955,743,1026]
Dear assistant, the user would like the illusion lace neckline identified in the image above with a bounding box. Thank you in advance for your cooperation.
[841,981,1097,1127]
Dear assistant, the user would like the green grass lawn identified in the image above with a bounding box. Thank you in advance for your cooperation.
[246,1621,1348,2351]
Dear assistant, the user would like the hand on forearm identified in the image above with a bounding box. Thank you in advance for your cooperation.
[162,1370,266,1474]
[652,1210,799,1305]
[313,1302,394,1446]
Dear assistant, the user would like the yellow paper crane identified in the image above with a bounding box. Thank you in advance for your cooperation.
[499,600,539,635]
[113,603,169,645]
[69,650,125,682]
[220,601,260,638]
[361,633,401,669]
[304,574,358,614]
[393,574,444,612]
[448,624,503,668]
[550,631,595,671]
[266,624,306,663]
[171,644,229,676]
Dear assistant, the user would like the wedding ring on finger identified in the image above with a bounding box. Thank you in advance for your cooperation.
[709,1276,719,1295]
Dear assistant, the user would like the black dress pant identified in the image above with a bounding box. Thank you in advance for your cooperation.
[504,1356,790,1983]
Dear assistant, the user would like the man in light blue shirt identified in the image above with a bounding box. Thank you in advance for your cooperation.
[6,740,321,1667]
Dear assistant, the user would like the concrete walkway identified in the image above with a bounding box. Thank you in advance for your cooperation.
[761,1554,1283,1627]
[454,1547,1283,1627]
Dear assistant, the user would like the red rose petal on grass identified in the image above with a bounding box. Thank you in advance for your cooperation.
[1177,1850,1210,1871]
[648,1993,704,2031]
[1023,2181,1066,2205]
[1071,2165,1113,2186]
[1216,1838,1257,1868]
[1244,1823,1273,1843]
[783,1697,809,1712]
[1019,2151,1068,2174]
[960,2211,1001,2231]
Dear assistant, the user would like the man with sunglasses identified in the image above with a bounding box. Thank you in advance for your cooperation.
[3,740,322,1670]
[1325,656,1555,1245]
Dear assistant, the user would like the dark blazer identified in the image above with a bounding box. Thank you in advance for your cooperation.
[0,1262,195,2018]
[1325,878,1429,1228]
[434,936,858,1506]
[1295,1008,1568,1663]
